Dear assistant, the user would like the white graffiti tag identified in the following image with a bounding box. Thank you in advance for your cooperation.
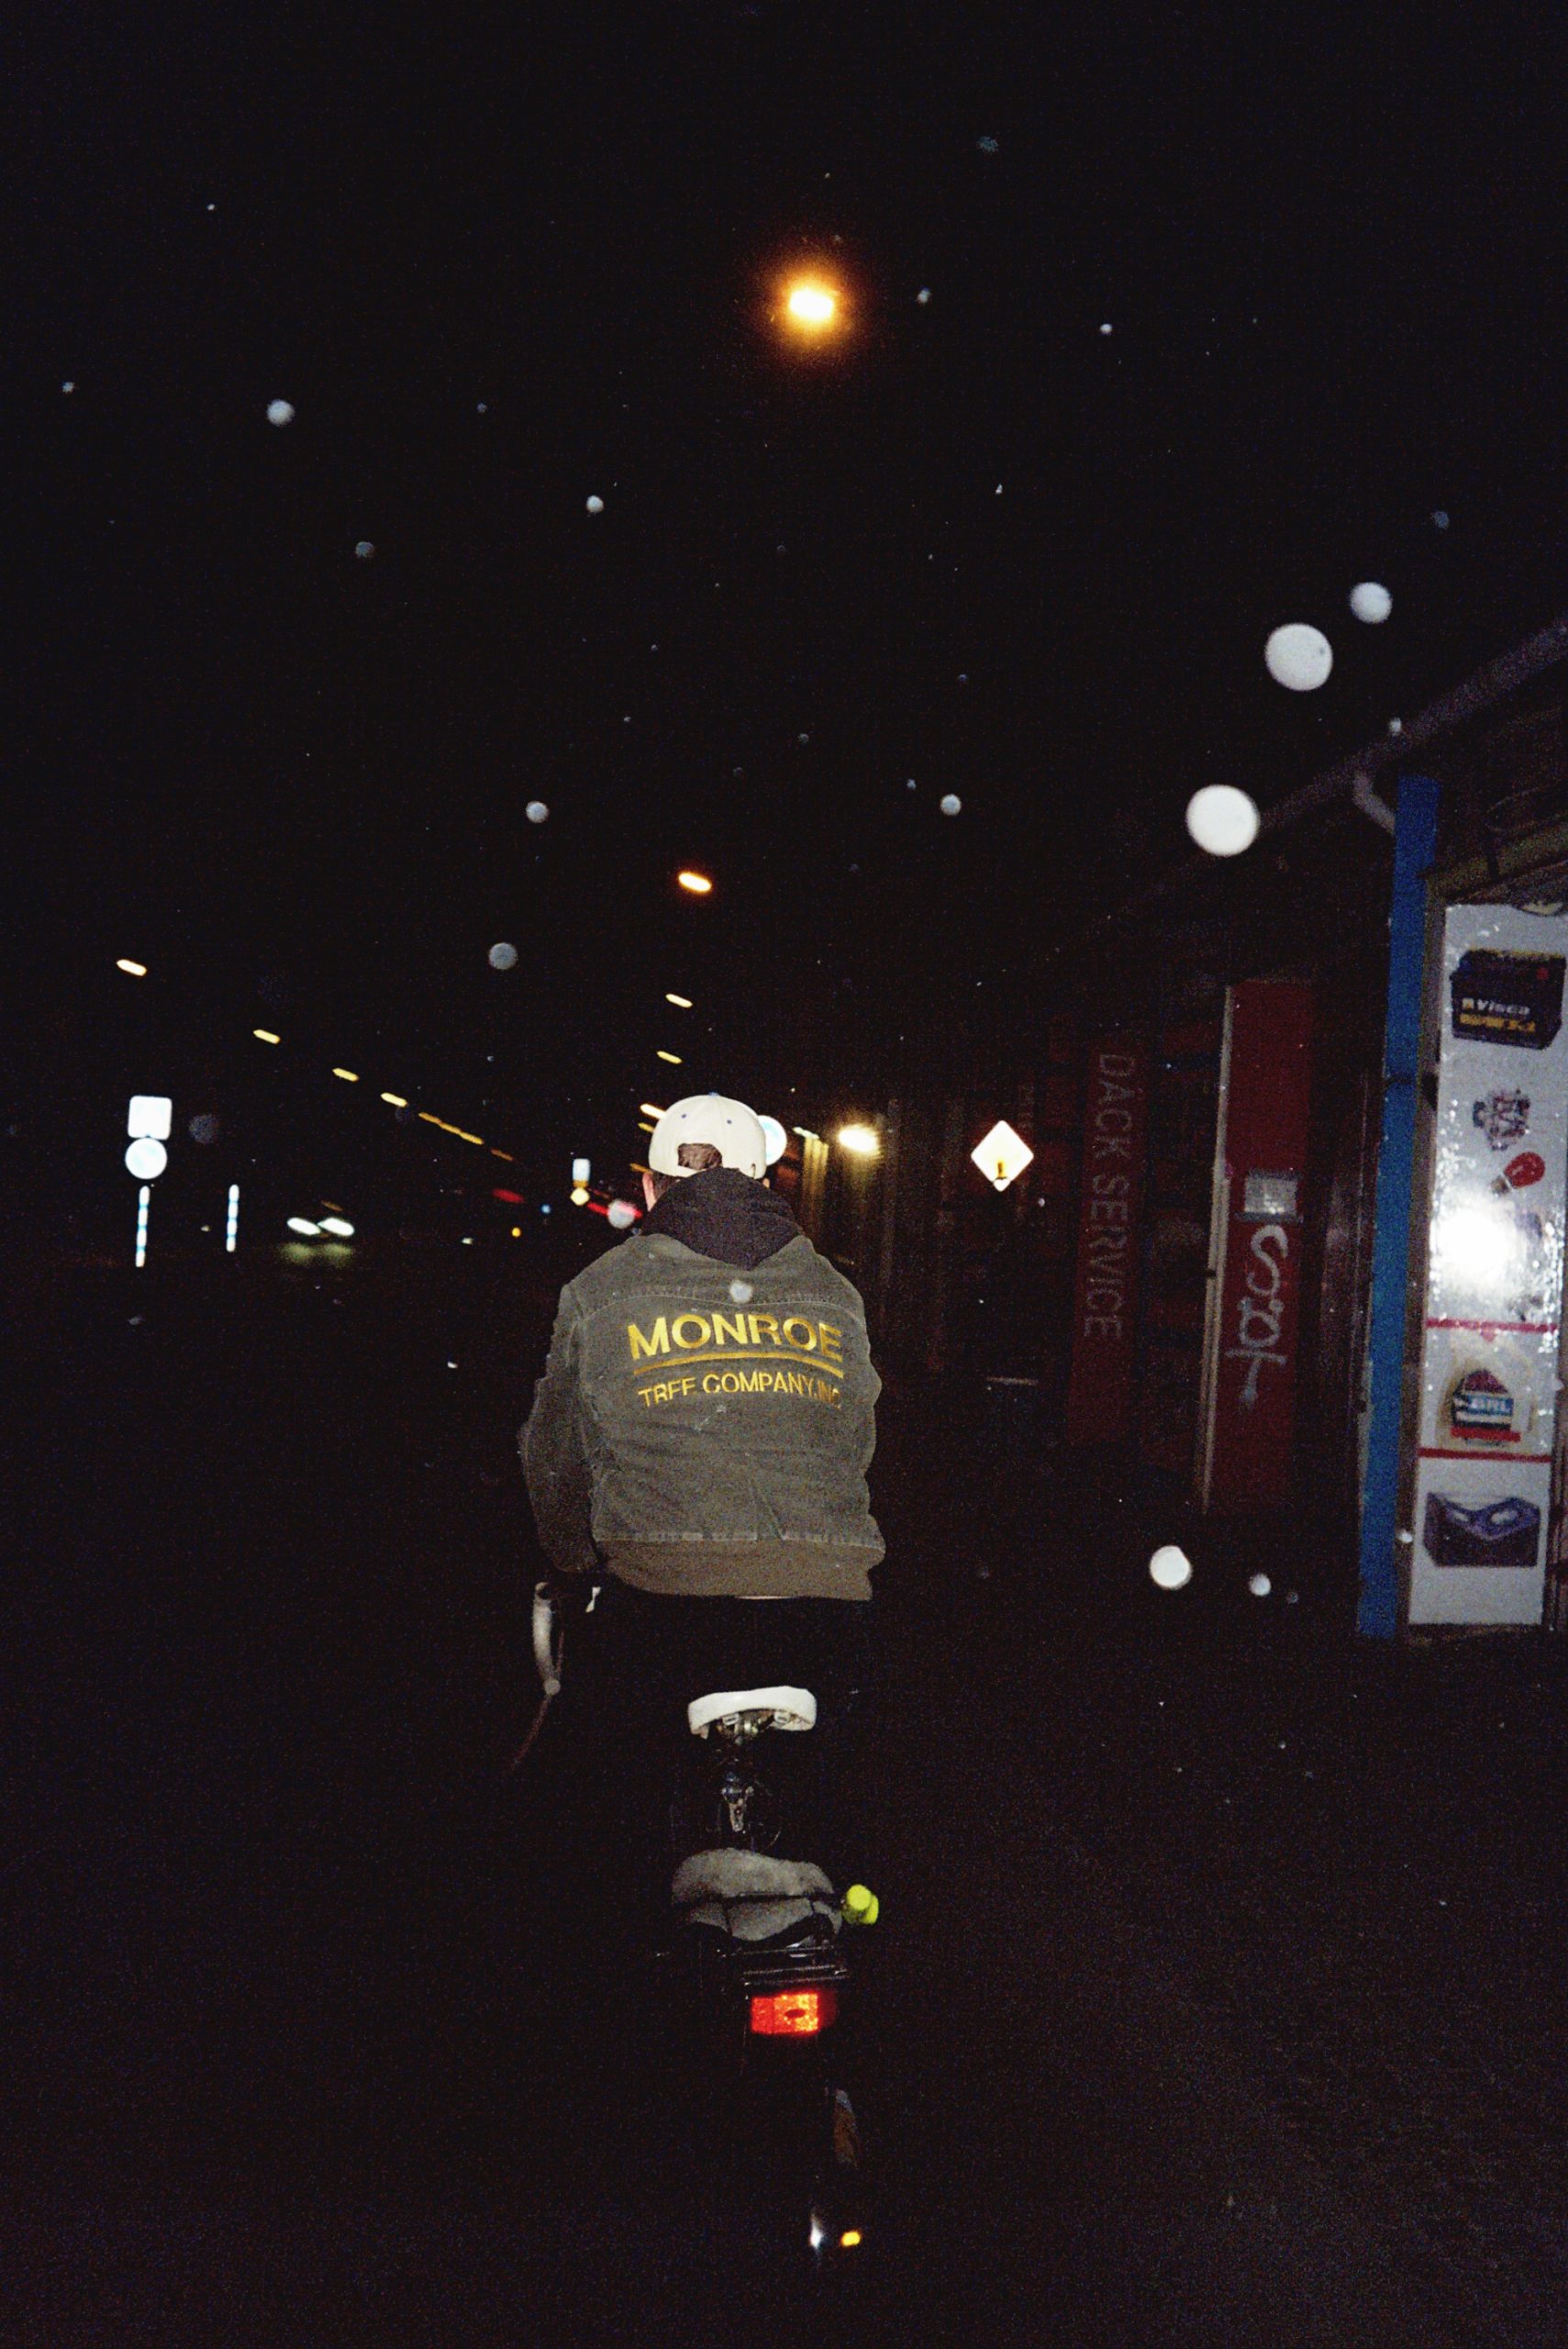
[1225,1222,1289,1408]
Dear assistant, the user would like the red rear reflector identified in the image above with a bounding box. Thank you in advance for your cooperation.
[749,1986,838,2036]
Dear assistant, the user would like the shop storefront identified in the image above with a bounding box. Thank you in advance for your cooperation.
[1403,901,1568,1625]
[1359,667,1568,1635]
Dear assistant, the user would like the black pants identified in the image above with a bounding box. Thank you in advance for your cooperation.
[579,1579,875,1916]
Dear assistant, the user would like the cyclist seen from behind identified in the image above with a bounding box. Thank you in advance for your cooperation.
[521,1094,882,1928]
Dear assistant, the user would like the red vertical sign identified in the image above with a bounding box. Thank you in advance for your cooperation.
[1204,982,1315,1510]
[1066,1039,1151,1443]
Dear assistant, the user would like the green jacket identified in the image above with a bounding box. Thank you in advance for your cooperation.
[520,1172,883,1600]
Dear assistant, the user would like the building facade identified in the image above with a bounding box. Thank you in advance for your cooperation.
[846,634,1568,1634]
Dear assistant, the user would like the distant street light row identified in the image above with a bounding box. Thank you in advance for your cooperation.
[247,1017,514,1156]
[117,960,517,1163]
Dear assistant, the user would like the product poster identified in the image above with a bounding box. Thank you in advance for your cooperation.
[1409,904,1568,1625]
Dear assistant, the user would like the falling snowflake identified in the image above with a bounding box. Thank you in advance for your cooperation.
[940,794,962,817]
[606,1199,638,1231]
[1186,785,1259,858]
[1249,1573,1272,1598]
[728,1279,754,1305]
[585,495,605,514]
[266,399,295,427]
[917,287,931,304]
[976,136,999,152]
[525,801,550,824]
[1099,323,1113,336]
[1263,623,1332,692]
[798,732,810,745]
[61,380,75,394]
[354,540,374,560]
[1349,581,1391,624]
[488,942,518,971]
[1388,717,1404,736]
[1149,1545,1193,1590]
[906,779,917,790]
[1431,509,1450,529]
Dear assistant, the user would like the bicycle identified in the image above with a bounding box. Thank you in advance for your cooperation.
[528,1579,875,2269]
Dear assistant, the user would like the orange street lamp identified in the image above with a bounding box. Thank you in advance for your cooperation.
[784,279,840,332]
[677,869,713,896]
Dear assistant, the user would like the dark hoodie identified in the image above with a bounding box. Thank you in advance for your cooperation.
[637,1164,803,1270]
[521,1170,883,1600]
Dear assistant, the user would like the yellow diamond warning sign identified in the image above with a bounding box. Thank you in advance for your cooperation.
[971,1119,1034,1192]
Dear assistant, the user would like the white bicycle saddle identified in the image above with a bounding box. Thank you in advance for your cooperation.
[686,1685,817,1737]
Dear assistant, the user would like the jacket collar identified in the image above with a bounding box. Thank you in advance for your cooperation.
[639,1167,802,1270]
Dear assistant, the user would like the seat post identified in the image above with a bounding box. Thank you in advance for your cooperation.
[714,1719,762,1840]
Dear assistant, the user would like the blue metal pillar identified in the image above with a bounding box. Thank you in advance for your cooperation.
[1357,774,1441,1637]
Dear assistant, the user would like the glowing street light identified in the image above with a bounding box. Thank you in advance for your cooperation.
[226,1183,240,1253]
[657,1050,683,1065]
[677,870,713,896]
[117,959,148,977]
[665,992,693,1008]
[381,1092,407,1108]
[331,1068,360,1084]
[571,1185,590,1207]
[837,1122,880,1157]
[639,1103,667,1119]
[253,1029,281,1045]
[286,1217,321,1238]
[318,1216,355,1238]
[785,280,839,329]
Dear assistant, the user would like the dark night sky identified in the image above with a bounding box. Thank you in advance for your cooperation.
[14,2,1568,1187]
